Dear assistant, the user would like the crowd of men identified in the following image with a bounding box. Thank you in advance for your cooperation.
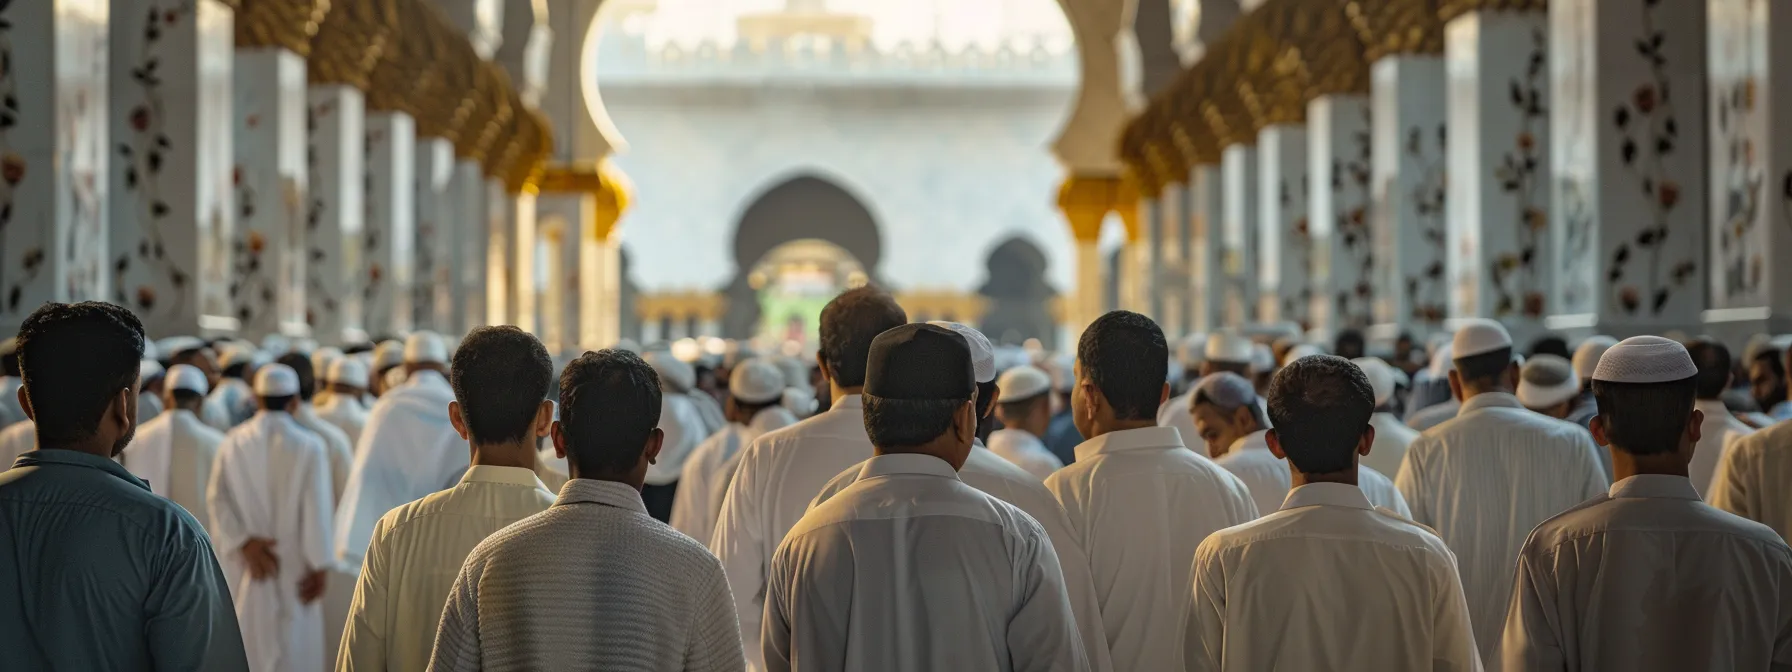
[2,291,1792,671]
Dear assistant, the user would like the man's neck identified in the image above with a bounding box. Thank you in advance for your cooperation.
[830,383,862,405]
[1610,447,1690,480]
[1089,418,1157,438]
[1290,466,1359,487]
[41,439,116,459]
[1460,385,1512,401]
[470,439,540,470]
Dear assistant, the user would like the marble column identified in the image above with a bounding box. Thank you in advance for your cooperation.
[362,112,413,338]
[414,138,454,332]
[232,46,308,340]
[304,86,365,344]
[1257,125,1310,329]
[1308,95,1375,334]
[1445,9,1552,346]
[1550,0,1707,334]
[1156,181,1187,337]
[511,191,536,333]
[1,0,109,335]
[483,177,511,328]
[445,160,485,333]
[109,0,236,338]
[580,202,623,350]
[1370,55,1449,335]
[1189,165,1224,333]
[1220,144,1259,327]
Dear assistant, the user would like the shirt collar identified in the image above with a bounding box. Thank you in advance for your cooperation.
[1609,474,1701,501]
[1459,391,1525,415]
[1227,429,1269,455]
[854,452,962,481]
[1280,482,1374,512]
[11,449,151,493]
[1075,425,1185,461]
[830,394,863,411]
[460,464,549,489]
[555,479,650,514]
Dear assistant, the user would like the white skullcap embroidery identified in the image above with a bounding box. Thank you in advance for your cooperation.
[404,331,448,365]
[1190,371,1257,411]
[1571,335,1618,381]
[253,363,300,397]
[372,340,404,371]
[328,358,370,388]
[1592,335,1697,384]
[996,365,1052,402]
[166,364,210,395]
[1518,354,1581,409]
[1351,357,1396,407]
[1451,318,1513,359]
[928,321,996,384]
[729,358,785,404]
[1284,344,1325,365]
[1205,332,1254,365]
[1178,333,1208,369]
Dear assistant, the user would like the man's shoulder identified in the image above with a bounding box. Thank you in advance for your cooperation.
[473,504,721,574]
[1199,505,1454,562]
[1,463,213,551]
[1732,419,1792,456]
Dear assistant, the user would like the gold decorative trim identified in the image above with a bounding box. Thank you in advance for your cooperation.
[234,0,331,55]
[1437,0,1548,25]
[1057,174,1136,242]
[1344,0,1444,61]
[308,0,393,89]
[892,291,990,323]
[635,291,729,322]
[539,160,633,239]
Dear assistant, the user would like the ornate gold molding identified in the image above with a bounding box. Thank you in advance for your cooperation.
[1437,0,1548,24]
[1234,0,1368,130]
[234,0,331,55]
[891,291,990,324]
[635,291,728,323]
[539,160,633,239]
[400,2,464,139]
[308,0,393,89]
[1344,0,1444,61]
[1056,174,1139,242]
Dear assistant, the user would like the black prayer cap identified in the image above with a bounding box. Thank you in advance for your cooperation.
[863,323,975,400]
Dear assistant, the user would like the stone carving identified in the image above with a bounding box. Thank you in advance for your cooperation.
[1605,0,1696,316]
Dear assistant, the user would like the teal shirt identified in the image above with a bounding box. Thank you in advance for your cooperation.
[0,449,249,671]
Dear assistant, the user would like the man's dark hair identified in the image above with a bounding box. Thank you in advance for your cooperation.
[817,286,907,388]
[1333,329,1366,359]
[1267,355,1375,474]
[998,391,1049,423]
[864,395,968,448]
[276,353,318,402]
[1686,338,1732,400]
[1207,360,1252,377]
[1755,347,1785,377]
[221,361,249,379]
[260,395,296,411]
[170,389,207,410]
[1593,377,1696,455]
[559,349,662,476]
[1528,335,1571,360]
[1455,347,1514,388]
[1077,311,1167,421]
[17,302,144,445]
[452,326,554,445]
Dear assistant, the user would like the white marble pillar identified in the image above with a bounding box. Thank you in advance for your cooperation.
[1189,165,1224,333]
[305,86,364,344]
[511,191,536,334]
[1445,10,1552,346]
[414,138,454,332]
[445,161,485,333]
[1220,144,1258,327]
[109,0,235,338]
[1371,56,1449,335]
[1157,181,1186,337]
[1257,125,1310,329]
[233,48,307,339]
[363,112,414,338]
[1,0,109,334]
[579,205,623,350]
[483,178,511,329]
[1550,0,1707,333]
[1308,95,1375,334]
[535,211,568,352]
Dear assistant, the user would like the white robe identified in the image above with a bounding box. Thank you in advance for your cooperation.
[985,428,1064,480]
[333,370,462,566]
[293,403,354,505]
[1362,412,1419,478]
[120,409,226,533]
[1710,416,1792,541]
[207,411,334,672]
[649,392,713,486]
[313,394,367,452]
[1214,430,1411,518]
[1691,399,1752,498]
[670,406,796,543]
[210,377,258,428]
[0,420,35,468]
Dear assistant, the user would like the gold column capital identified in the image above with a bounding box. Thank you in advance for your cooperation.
[1437,0,1547,24]
[307,0,393,88]
[1344,0,1445,61]
[1058,174,1139,242]
[234,0,331,55]
[540,160,634,240]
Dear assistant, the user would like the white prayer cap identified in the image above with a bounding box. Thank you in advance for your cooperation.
[1451,318,1513,359]
[1518,354,1581,408]
[165,364,209,394]
[404,331,448,364]
[996,365,1052,402]
[1428,344,1455,377]
[139,360,164,382]
[1251,343,1275,373]
[382,365,406,391]
[372,340,404,371]
[1190,371,1257,411]
[1049,352,1075,393]
[993,345,1031,374]
[1742,333,1773,363]
[1177,333,1208,369]
[772,356,810,390]
[217,346,260,370]
[1351,357,1396,407]
[328,357,370,388]
[729,358,785,404]
[141,339,159,362]
[253,363,300,397]
[1592,335,1698,384]
[1571,335,1619,381]
[1284,344,1324,365]
[260,334,291,356]
[928,321,996,384]
[645,351,696,393]
[158,336,206,357]
[311,347,343,378]
[782,387,818,418]
[1205,332,1254,364]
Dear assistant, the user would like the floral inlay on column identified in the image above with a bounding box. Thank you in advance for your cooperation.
[1404,123,1447,324]
[1489,28,1549,319]
[1279,174,1312,330]
[0,12,32,312]
[1606,0,1697,316]
[304,98,335,328]
[362,126,382,307]
[1713,77,1760,299]
[1332,107,1373,329]
[113,3,192,317]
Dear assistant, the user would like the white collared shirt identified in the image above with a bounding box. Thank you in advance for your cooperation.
[334,370,463,566]
[1214,430,1410,518]
[768,453,1090,672]
[986,428,1065,480]
[1185,483,1479,672]
[1407,399,1460,432]
[1396,392,1608,664]
[120,409,226,535]
[1364,412,1420,478]
[1045,426,1258,672]
[711,395,873,671]
[338,465,556,672]
[1710,418,1792,540]
[671,406,798,543]
[1500,475,1792,671]
[1692,398,1753,498]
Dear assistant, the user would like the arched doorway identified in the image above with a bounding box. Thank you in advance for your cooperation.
[978,236,1060,349]
[722,174,882,340]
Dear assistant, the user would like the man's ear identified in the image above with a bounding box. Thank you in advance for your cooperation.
[1264,429,1286,459]
[1447,370,1463,400]
[815,353,832,386]
[982,384,1000,420]
[1358,424,1376,457]
[448,401,471,441]
[1686,409,1704,445]
[18,385,33,422]
[551,421,567,459]
[1589,415,1610,447]
[643,427,665,465]
[534,400,555,438]
[1159,382,1169,407]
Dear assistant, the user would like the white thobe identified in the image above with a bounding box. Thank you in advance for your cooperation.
[137,391,163,425]
[201,394,234,433]
[1691,398,1752,498]
[670,406,796,543]
[1214,430,1411,517]
[294,404,354,505]
[315,394,367,452]
[767,453,1091,672]
[1500,475,1792,671]
[1710,418,1792,540]
[1396,392,1608,664]
[711,395,873,672]
[650,392,713,486]
[986,428,1064,480]
[0,420,34,467]
[1157,389,1197,447]
[207,411,335,672]
[210,377,258,428]
[1185,483,1480,672]
[1407,399,1460,432]
[1045,426,1259,672]
[120,409,225,532]
[337,465,556,672]
[1363,411,1420,478]
[334,370,462,567]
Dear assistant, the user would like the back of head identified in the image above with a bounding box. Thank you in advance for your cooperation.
[275,353,318,402]
[559,349,662,476]
[818,286,908,389]
[1333,329,1366,359]
[1191,372,1264,425]
[1592,336,1698,455]
[861,323,975,451]
[1267,355,1375,474]
[1517,354,1580,410]
[1528,335,1571,359]
[454,326,554,445]
[405,331,448,366]
[1685,337,1731,400]
[1078,310,1167,421]
[18,302,145,445]
[1572,335,1619,388]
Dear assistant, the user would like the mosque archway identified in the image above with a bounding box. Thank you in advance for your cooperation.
[721,174,883,342]
[978,236,1061,349]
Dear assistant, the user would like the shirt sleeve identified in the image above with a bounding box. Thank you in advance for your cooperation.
[1496,548,1559,672]
[206,443,249,558]
[1707,440,1754,520]
[760,548,794,672]
[710,438,769,667]
[145,538,252,671]
[1181,544,1225,672]
[425,557,483,672]
[687,557,747,672]
[1007,525,1092,672]
[337,517,394,671]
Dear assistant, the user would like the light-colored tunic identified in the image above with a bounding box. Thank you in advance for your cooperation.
[768,453,1090,672]
[1364,411,1419,478]
[315,394,368,452]
[1045,426,1259,672]
[1691,398,1752,498]
[1710,417,1792,540]
[1185,483,1479,672]
[1396,392,1608,664]
[120,408,226,533]
[210,377,258,428]
[334,370,462,566]
[1406,399,1460,432]
[429,479,744,672]
[1500,475,1792,671]
[1214,430,1410,517]
[650,391,714,486]
[296,403,355,505]
[670,407,795,543]
[986,428,1065,480]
